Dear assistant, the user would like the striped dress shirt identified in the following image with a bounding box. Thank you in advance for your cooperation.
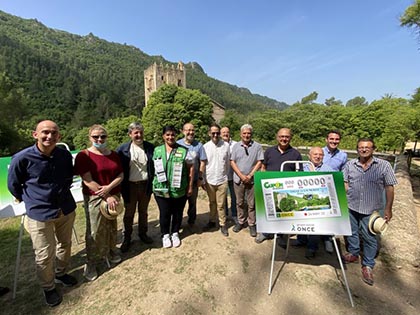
[343,156,397,215]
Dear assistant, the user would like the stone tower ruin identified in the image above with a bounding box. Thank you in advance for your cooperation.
[144,61,186,106]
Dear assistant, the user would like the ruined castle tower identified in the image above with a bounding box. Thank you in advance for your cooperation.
[144,61,186,106]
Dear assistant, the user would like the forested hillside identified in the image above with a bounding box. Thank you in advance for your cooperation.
[0,9,419,155]
[0,10,287,132]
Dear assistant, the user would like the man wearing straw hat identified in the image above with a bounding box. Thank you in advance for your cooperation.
[342,138,397,286]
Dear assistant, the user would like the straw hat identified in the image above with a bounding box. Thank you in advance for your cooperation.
[99,195,124,220]
[368,211,388,235]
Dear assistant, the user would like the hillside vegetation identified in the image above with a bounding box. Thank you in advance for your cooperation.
[0,11,286,130]
[0,10,419,155]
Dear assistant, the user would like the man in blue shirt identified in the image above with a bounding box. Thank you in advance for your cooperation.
[8,120,77,307]
[322,130,347,253]
[177,123,207,228]
[322,130,347,171]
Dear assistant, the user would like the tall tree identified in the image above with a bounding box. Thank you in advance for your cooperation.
[142,85,213,145]
[401,0,420,41]
[346,96,368,107]
[300,91,318,105]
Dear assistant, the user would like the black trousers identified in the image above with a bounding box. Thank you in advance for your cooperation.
[155,195,187,236]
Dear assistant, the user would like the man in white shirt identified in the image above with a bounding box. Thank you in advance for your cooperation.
[221,126,237,224]
[203,124,230,236]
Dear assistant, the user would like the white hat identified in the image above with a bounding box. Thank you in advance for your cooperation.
[368,211,388,235]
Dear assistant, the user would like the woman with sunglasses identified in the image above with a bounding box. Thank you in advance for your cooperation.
[74,124,123,281]
[152,125,194,248]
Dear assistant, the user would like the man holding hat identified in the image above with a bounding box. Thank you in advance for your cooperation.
[342,138,397,286]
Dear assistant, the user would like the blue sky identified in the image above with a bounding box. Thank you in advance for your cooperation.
[1,0,419,105]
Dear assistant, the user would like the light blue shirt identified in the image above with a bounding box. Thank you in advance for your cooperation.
[322,146,347,171]
[303,162,334,172]
[177,139,207,182]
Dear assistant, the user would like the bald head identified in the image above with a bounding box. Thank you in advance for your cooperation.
[276,128,292,150]
[33,120,60,155]
[308,146,324,167]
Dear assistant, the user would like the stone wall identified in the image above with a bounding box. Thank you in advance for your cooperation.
[381,154,420,267]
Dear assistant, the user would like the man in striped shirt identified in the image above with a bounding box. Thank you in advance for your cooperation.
[342,138,397,286]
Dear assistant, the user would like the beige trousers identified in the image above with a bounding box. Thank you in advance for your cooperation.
[25,211,76,290]
[205,181,228,226]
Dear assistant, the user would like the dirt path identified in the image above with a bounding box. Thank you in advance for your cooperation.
[3,169,420,315]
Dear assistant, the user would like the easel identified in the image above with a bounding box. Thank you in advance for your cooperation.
[268,234,354,307]
[265,161,354,307]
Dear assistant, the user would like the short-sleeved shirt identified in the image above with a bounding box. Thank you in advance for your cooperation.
[177,139,207,182]
[263,145,302,171]
[203,139,230,185]
[343,157,397,215]
[230,140,264,184]
[74,150,123,196]
[322,146,347,171]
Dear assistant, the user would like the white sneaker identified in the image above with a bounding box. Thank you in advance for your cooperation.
[171,232,181,248]
[324,240,334,254]
[162,234,172,248]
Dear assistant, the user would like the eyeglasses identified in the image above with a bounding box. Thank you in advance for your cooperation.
[91,135,107,140]
[211,132,220,136]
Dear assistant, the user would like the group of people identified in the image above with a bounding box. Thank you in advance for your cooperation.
[6,119,397,307]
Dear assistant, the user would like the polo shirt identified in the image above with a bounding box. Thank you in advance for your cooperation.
[203,139,230,185]
[322,146,348,171]
[7,144,76,221]
[263,145,302,171]
[231,140,264,184]
[343,156,397,215]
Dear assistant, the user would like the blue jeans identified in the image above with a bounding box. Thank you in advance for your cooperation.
[347,210,377,268]
[224,180,237,218]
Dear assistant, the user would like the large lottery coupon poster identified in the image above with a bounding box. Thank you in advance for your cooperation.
[254,171,351,235]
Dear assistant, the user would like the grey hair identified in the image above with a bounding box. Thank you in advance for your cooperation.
[128,122,144,133]
[240,124,253,133]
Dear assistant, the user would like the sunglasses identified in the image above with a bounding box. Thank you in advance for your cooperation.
[211,132,220,136]
[91,135,107,140]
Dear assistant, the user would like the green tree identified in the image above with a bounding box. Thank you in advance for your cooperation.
[0,72,28,155]
[400,0,420,40]
[300,91,318,105]
[346,96,368,107]
[219,109,243,140]
[142,85,213,145]
[324,97,343,107]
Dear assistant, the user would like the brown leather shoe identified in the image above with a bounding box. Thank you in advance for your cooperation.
[342,252,359,264]
[362,266,374,285]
